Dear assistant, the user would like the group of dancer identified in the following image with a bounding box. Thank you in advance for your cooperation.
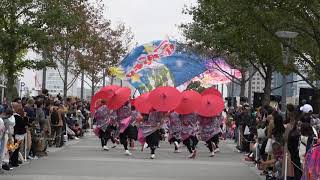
[93,99,223,159]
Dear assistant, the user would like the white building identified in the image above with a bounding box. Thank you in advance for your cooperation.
[35,67,78,97]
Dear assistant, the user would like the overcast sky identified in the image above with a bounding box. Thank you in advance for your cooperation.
[22,0,197,89]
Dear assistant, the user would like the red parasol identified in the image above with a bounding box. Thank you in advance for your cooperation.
[107,87,131,110]
[90,85,120,113]
[175,90,201,115]
[100,85,121,92]
[201,87,222,97]
[196,95,224,117]
[148,86,182,112]
[133,93,153,114]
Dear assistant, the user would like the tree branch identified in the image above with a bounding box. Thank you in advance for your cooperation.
[209,59,241,85]
[248,58,266,79]
[67,75,78,90]
[56,67,66,84]
[294,69,317,89]
[243,70,257,83]
[271,80,305,91]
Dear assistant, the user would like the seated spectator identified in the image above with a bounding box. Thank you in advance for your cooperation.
[260,142,284,179]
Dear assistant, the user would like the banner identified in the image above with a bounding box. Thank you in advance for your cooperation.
[192,57,242,86]
[112,40,207,93]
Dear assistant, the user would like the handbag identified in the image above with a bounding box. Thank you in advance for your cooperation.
[257,127,266,139]
[265,138,275,154]
[244,125,250,135]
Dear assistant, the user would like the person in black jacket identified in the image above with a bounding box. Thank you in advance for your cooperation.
[11,103,28,167]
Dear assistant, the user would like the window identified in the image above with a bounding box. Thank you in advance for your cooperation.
[257,82,260,85]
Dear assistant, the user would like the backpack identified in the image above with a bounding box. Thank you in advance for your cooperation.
[51,108,60,125]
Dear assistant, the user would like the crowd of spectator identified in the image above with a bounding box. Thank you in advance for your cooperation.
[0,89,91,173]
[224,100,320,180]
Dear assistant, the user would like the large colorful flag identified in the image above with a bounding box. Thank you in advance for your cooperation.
[192,57,242,87]
[111,40,207,93]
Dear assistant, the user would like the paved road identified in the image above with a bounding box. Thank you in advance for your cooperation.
[2,133,261,180]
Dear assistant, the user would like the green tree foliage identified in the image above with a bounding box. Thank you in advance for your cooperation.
[40,0,93,99]
[241,0,320,88]
[0,0,52,101]
[181,0,296,105]
[186,81,205,93]
[75,2,133,97]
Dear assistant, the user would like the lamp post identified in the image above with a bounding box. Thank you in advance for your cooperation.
[275,31,298,114]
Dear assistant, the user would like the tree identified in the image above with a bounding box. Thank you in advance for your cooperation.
[181,0,283,105]
[240,0,320,110]
[40,0,92,99]
[0,0,55,101]
[76,4,133,97]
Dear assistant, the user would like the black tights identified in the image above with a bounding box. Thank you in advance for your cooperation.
[206,134,219,152]
[146,130,160,155]
[169,137,181,150]
[100,126,116,147]
[119,132,128,150]
[183,136,198,153]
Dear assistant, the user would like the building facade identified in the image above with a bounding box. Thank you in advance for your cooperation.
[35,68,78,97]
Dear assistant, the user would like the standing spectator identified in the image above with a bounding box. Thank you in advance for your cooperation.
[287,120,302,180]
[272,112,285,144]
[50,102,64,147]
[1,108,14,171]
[0,105,5,173]
[24,99,35,123]
[35,101,47,133]
[11,103,27,167]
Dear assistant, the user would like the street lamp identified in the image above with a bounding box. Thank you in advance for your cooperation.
[275,31,298,114]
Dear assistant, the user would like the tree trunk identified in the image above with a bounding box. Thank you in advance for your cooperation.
[91,76,95,98]
[313,89,320,114]
[42,67,47,90]
[63,59,68,99]
[262,65,273,106]
[110,76,114,85]
[240,71,247,98]
[248,73,253,106]
[6,51,17,102]
[80,70,84,100]
[102,69,106,87]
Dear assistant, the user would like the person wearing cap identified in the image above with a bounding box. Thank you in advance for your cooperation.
[300,99,313,114]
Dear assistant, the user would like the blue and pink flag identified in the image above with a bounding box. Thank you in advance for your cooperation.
[112,40,207,93]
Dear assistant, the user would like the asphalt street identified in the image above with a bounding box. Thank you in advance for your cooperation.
[1,133,262,180]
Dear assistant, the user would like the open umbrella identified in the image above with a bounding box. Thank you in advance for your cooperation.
[107,87,131,110]
[175,90,201,115]
[197,95,224,117]
[100,85,121,92]
[90,85,120,113]
[134,93,153,114]
[148,86,182,112]
[201,87,222,97]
